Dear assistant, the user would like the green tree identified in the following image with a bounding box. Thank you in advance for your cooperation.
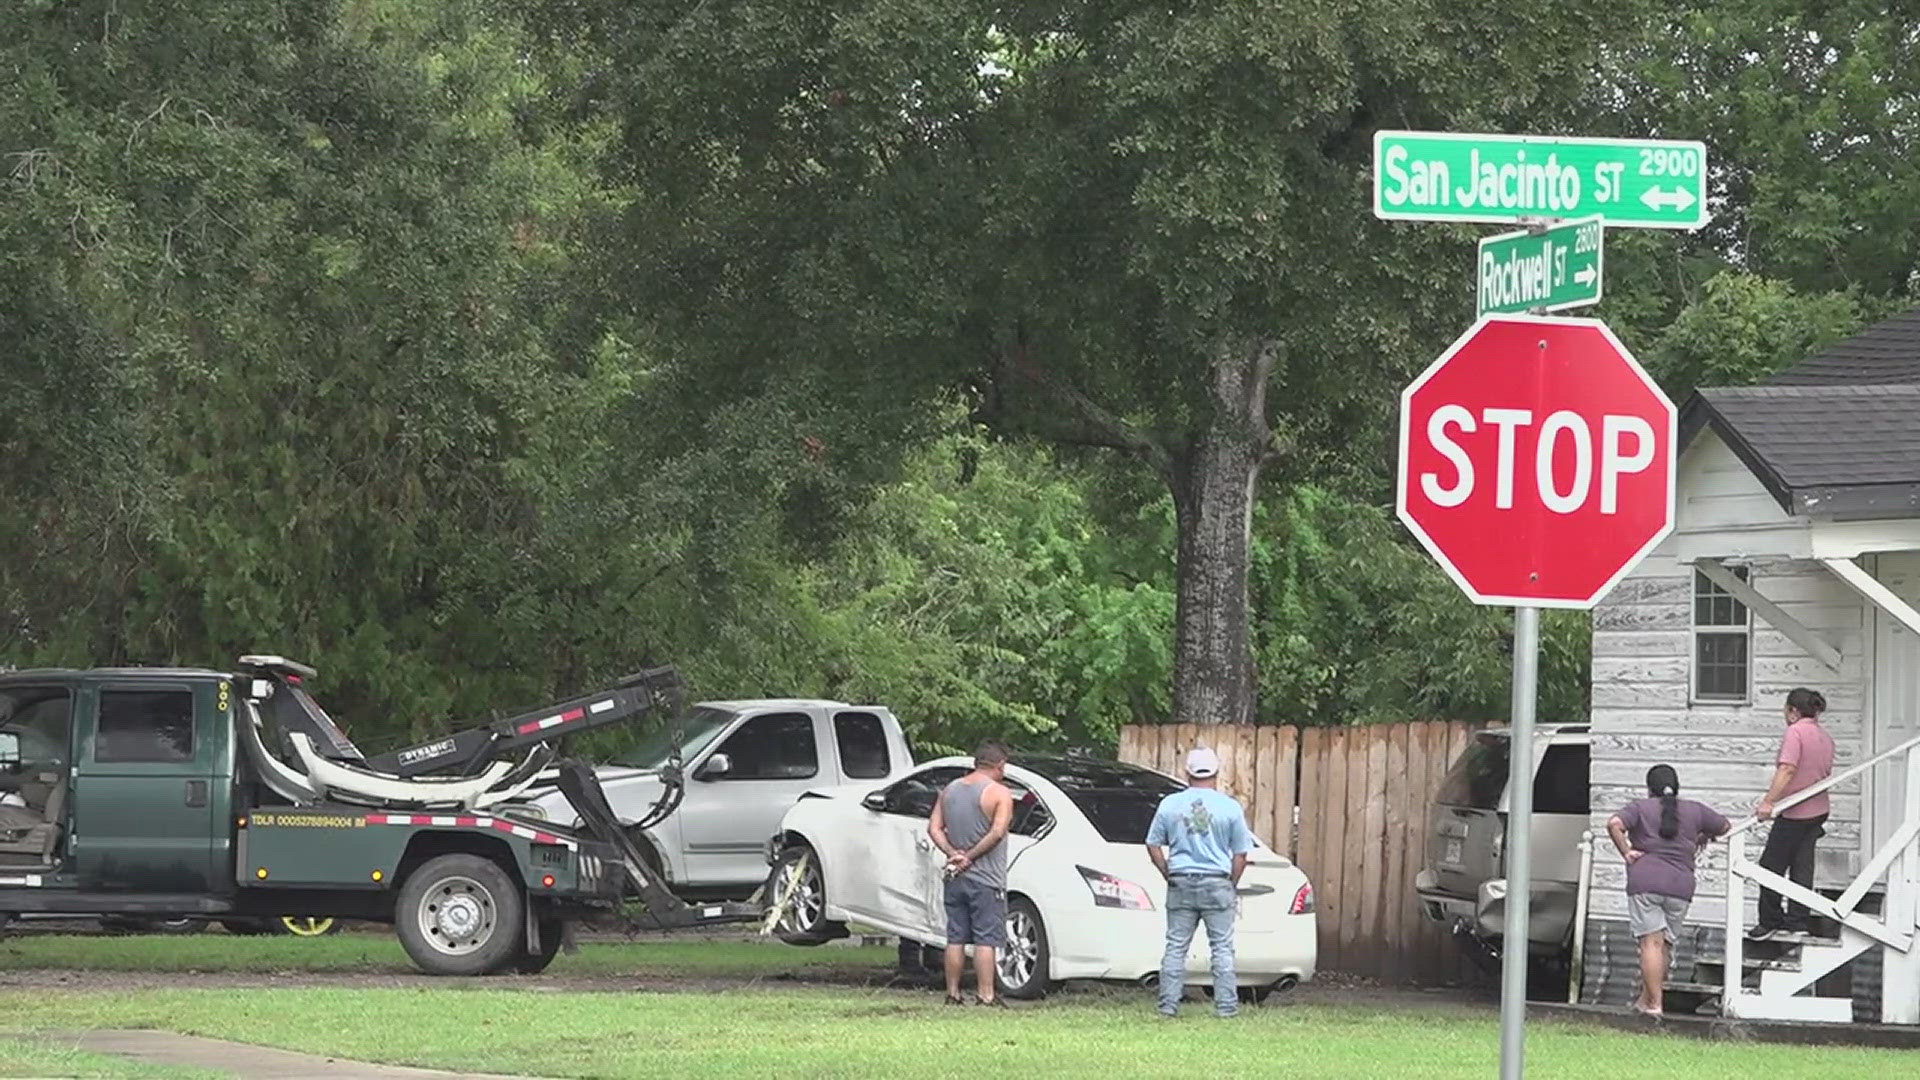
[567,0,1647,726]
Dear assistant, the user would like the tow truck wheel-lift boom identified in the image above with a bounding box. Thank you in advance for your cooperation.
[233,655,760,930]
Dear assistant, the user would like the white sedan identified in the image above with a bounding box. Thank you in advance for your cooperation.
[764,754,1317,1000]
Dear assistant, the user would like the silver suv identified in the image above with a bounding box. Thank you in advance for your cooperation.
[1413,724,1590,973]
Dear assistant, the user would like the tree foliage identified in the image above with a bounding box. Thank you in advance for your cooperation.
[7,0,1918,762]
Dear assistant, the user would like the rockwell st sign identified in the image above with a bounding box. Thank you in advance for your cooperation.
[1374,130,1709,230]
[1476,216,1603,316]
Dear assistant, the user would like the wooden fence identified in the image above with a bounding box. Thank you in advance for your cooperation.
[1117,720,1483,984]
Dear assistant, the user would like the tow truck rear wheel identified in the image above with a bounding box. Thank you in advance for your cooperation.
[396,854,525,976]
[512,917,565,974]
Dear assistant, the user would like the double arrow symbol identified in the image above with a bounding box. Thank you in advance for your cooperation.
[1639,186,1697,213]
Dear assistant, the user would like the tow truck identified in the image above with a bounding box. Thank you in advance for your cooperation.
[0,655,758,974]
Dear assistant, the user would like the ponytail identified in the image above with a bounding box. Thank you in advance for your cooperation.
[1786,687,1827,720]
[1647,764,1681,840]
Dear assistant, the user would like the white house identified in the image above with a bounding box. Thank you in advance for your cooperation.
[1578,307,1920,1024]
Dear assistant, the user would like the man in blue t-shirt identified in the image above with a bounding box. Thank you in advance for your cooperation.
[1146,746,1253,1018]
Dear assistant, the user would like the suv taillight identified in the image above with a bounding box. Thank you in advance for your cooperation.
[1290,883,1315,915]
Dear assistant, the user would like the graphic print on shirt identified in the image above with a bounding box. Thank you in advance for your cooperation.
[1184,797,1215,837]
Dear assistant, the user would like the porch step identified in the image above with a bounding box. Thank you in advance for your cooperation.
[1662,981,1722,1016]
[1693,959,1794,992]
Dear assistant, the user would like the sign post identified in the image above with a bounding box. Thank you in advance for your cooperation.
[1396,315,1677,1078]
[1477,217,1603,317]
[1501,605,1538,1080]
[1374,131,1709,229]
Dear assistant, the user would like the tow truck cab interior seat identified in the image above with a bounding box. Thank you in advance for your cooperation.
[0,769,66,861]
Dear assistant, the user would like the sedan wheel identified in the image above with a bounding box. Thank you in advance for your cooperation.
[768,845,842,946]
[997,895,1050,999]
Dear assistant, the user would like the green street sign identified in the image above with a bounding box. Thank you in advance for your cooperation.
[1374,130,1708,229]
[1476,216,1604,317]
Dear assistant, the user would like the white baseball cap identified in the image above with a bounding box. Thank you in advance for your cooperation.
[1185,746,1221,778]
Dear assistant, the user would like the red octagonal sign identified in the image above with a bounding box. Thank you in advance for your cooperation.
[1397,315,1677,609]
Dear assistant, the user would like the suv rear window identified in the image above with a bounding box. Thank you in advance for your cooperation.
[1435,735,1591,814]
[1436,733,1509,809]
[1533,743,1590,815]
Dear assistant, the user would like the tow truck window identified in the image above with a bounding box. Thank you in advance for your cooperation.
[833,712,890,779]
[0,690,71,768]
[96,690,195,764]
[712,712,817,780]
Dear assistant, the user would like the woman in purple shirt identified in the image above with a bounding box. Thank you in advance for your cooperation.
[1607,764,1731,1018]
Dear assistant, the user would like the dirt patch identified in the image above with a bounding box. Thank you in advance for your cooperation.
[0,964,1494,1014]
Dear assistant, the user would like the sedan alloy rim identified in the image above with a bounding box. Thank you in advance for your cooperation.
[999,908,1038,988]
[778,857,823,932]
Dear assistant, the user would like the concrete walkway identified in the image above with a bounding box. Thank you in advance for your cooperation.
[43,1030,555,1079]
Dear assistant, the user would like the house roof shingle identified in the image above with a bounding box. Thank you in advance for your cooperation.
[1771,307,1920,386]
[1681,306,1920,520]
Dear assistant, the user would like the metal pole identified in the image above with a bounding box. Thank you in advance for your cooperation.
[1500,604,1540,1080]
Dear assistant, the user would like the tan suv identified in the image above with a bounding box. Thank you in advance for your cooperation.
[1413,724,1591,975]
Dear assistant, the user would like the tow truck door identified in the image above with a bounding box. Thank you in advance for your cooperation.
[69,680,225,892]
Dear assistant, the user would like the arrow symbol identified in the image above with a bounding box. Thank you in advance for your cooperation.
[1640,186,1697,213]
[1573,265,1598,288]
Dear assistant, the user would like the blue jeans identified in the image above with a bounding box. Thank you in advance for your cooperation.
[1159,874,1237,1016]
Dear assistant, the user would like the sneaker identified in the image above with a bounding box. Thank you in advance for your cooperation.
[1156,1009,1178,1019]
[1745,925,1779,942]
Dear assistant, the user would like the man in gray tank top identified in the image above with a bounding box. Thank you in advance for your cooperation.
[929,739,1015,1006]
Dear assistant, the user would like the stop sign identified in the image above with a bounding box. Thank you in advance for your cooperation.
[1397,315,1676,609]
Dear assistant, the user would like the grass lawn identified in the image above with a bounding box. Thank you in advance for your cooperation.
[0,932,895,976]
[5,987,1917,1080]
[0,1035,213,1079]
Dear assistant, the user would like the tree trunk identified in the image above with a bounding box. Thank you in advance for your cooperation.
[1168,339,1276,727]
[997,332,1279,729]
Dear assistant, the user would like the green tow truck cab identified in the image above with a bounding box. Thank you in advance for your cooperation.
[0,656,755,974]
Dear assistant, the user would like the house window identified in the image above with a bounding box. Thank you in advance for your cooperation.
[1692,567,1752,703]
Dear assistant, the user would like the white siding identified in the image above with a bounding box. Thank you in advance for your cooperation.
[1587,546,1869,922]
[1676,433,1793,533]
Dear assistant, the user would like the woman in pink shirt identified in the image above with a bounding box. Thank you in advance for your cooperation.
[1749,687,1837,941]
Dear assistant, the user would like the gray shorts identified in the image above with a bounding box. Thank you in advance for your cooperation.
[1627,892,1690,942]
[943,874,1007,948]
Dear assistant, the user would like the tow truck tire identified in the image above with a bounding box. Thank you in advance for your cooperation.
[99,916,205,935]
[396,854,525,976]
[512,917,565,974]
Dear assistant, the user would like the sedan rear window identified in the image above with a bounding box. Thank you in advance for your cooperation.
[1073,790,1173,844]
[1435,733,1510,810]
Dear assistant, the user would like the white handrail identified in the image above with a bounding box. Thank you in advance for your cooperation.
[1724,732,1920,840]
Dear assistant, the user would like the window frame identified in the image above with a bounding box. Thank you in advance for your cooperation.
[831,711,891,780]
[707,711,820,782]
[1690,565,1754,705]
[94,685,199,765]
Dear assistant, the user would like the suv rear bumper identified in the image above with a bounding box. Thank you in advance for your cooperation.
[1415,871,1574,953]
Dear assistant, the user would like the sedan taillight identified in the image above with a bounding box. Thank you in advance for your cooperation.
[1076,865,1154,911]
[1290,883,1315,915]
